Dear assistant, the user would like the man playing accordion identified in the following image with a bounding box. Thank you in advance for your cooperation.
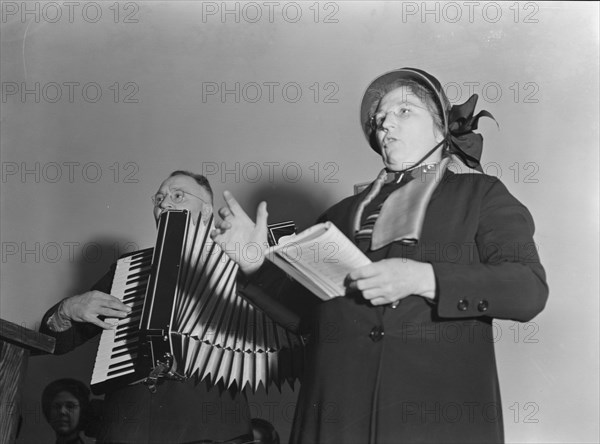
[40,171,253,444]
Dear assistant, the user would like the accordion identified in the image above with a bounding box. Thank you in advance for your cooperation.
[90,209,301,395]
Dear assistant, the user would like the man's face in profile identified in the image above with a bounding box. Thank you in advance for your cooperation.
[152,175,213,225]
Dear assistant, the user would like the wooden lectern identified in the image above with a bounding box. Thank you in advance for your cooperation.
[0,318,55,444]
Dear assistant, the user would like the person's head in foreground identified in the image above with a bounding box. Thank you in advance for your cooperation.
[42,378,90,443]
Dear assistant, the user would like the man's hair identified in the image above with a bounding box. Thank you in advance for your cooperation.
[367,79,450,134]
[169,170,214,204]
[41,378,90,423]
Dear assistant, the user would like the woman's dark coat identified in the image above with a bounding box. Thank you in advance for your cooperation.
[244,170,548,444]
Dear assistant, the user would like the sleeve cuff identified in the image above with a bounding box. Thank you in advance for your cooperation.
[46,301,73,332]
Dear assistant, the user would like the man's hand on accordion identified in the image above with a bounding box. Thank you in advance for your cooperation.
[60,290,132,329]
[211,190,269,275]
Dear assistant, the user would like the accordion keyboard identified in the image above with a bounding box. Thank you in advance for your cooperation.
[91,249,153,388]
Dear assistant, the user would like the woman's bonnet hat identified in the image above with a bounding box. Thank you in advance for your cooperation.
[360,67,497,171]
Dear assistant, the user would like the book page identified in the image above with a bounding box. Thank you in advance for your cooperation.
[266,222,371,300]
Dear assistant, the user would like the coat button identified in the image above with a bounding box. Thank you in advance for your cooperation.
[477,300,489,312]
[457,299,469,311]
[369,326,384,342]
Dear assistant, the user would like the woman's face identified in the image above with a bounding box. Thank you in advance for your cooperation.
[49,391,81,437]
[374,86,444,171]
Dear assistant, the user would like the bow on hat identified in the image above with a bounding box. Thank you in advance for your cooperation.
[445,94,498,172]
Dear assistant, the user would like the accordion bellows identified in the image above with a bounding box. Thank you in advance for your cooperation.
[91,210,302,394]
[173,210,302,391]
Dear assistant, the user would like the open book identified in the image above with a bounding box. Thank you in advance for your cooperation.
[265,222,371,300]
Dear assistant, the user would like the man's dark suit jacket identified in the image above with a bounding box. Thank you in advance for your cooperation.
[40,265,252,444]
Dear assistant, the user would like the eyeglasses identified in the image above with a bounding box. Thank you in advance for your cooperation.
[369,108,412,131]
[151,189,209,207]
[51,401,80,412]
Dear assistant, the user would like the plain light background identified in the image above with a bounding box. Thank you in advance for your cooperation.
[1,1,598,443]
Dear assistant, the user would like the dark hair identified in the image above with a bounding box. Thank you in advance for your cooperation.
[41,378,90,424]
[251,417,280,444]
[169,170,214,204]
[367,79,450,135]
